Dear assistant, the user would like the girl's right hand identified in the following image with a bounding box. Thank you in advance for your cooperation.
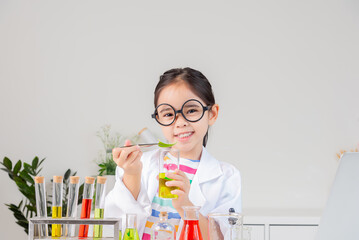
[112,140,143,176]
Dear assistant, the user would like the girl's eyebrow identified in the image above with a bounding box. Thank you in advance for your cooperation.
[159,107,172,113]
[184,104,201,108]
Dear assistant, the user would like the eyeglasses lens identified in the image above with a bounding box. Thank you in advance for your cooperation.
[182,100,203,122]
[156,104,175,126]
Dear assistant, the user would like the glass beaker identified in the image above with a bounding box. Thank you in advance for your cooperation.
[158,148,180,199]
[179,206,203,240]
[208,211,243,240]
[123,213,139,240]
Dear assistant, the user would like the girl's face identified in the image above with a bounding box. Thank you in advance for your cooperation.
[156,82,218,160]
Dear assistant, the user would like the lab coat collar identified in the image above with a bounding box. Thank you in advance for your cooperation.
[197,146,223,183]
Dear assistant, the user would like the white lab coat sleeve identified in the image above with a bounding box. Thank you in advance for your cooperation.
[104,152,153,231]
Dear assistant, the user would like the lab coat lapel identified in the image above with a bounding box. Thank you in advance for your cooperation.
[189,147,223,207]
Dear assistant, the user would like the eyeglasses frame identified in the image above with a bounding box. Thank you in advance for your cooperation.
[151,99,210,126]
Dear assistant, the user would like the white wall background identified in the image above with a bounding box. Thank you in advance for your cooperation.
[1,0,358,239]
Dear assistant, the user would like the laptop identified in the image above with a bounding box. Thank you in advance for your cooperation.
[316,152,359,240]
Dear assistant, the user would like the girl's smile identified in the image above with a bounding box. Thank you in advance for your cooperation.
[174,130,195,142]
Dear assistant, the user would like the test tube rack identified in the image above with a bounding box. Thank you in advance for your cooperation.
[28,217,121,240]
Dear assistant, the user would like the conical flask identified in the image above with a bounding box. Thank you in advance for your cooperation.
[179,206,203,240]
[123,213,139,240]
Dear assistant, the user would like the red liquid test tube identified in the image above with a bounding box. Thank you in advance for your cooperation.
[78,176,95,238]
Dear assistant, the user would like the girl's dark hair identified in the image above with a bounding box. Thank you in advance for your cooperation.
[154,67,215,147]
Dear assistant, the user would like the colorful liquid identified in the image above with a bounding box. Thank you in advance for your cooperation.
[159,173,178,199]
[119,230,122,240]
[179,220,203,240]
[52,206,62,238]
[93,208,104,238]
[123,228,139,240]
[78,198,92,238]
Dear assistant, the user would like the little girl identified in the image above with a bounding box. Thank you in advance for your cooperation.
[105,67,242,239]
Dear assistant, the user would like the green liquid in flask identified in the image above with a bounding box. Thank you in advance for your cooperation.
[123,228,139,240]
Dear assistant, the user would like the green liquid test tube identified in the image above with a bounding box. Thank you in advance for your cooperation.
[93,176,107,238]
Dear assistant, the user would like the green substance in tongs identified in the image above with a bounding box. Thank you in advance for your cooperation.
[158,141,177,148]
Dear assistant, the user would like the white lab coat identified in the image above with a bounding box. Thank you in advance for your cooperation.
[104,146,242,238]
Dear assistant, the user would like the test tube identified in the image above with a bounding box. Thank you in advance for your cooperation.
[52,176,63,237]
[65,176,80,237]
[93,176,107,238]
[34,176,48,237]
[78,176,95,238]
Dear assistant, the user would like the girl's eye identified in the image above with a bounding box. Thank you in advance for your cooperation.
[187,109,198,114]
[163,113,174,118]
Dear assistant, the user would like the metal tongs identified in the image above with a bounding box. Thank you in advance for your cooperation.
[106,143,158,153]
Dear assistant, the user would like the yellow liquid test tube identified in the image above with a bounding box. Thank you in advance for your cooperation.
[52,176,63,238]
[52,206,62,237]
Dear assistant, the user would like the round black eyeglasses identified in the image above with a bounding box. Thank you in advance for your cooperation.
[151,99,210,126]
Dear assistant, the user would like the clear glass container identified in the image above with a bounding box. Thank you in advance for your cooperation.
[65,176,80,237]
[179,206,203,240]
[34,176,48,237]
[151,211,175,240]
[208,208,243,240]
[123,213,139,240]
[158,148,180,199]
[52,176,63,237]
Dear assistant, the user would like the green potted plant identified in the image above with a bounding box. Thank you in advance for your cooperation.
[0,156,84,235]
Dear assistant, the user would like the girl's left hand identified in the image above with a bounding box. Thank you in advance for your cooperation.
[165,169,193,215]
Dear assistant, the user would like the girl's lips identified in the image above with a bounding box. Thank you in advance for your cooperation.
[174,131,194,142]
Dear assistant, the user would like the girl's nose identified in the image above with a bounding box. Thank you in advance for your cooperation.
[174,113,188,127]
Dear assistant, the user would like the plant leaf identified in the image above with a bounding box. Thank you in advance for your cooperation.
[23,163,35,176]
[64,169,71,180]
[25,204,36,212]
[35,167,43,176]
[19,170,34,184]
[13,160,22,175]
[38,158,46,167]
[3,157,12,170]
[31,156,39,169]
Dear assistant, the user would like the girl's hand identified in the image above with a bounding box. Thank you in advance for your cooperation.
[112,140,143,176]
[165,170,193,215]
